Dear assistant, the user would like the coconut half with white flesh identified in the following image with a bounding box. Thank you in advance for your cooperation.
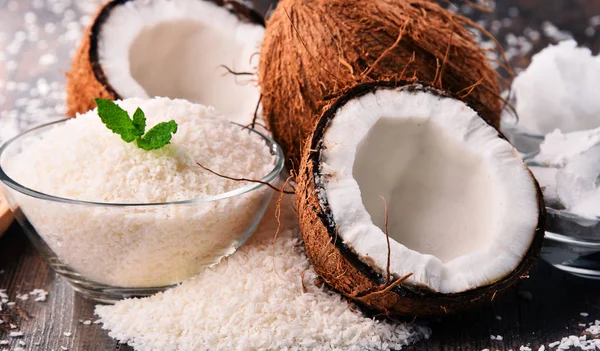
[297,81,545,317]
[67,0,264,124]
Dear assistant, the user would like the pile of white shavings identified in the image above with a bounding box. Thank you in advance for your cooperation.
[95,199,430,351]
[7,98,275,203]
[512,40,600,135]
[4,98,277,287]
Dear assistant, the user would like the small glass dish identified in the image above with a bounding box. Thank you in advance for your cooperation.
[503,125,600,279]
[0,119,285,302]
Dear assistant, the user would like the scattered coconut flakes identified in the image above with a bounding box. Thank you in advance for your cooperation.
[61,347,68,351]
[581,313,590,317]
[587,321,600,335]
[520,346,532,351]
[29,289,49,302]
[6,302,15,307]
[0,0,86,146]
[585,27,596,37]
[548,341,561,348]
[95,200,430,351]
[0,341,7,345]
[541,21,573,42]
[15,294,28,301]
[82,320,92,326]
[9,324,16,329]
[538,346,545,351]
[496,335,504,341]
[63,332,72,337]
[38,53,57,66]
[18,341,25,346]
[0,320,3,325]
[9,332,23,338]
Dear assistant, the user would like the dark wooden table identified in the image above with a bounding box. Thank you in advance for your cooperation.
[1,1,600,350]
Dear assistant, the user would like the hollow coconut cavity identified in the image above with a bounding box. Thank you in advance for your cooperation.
[67,0,264,124]
[297,81,545,317]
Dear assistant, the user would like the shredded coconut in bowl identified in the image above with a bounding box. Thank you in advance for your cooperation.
[1,97,278,287]
[96,198,431,351]
[512,40,600,135]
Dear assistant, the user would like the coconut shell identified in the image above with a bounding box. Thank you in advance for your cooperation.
[259,0,505,172]
[296,81,545,318]
[66,0,265,117]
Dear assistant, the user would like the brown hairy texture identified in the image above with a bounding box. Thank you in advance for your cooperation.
[65,2,115,117]
[259,0,504,171]
[66,0,264,117]
[296,81,545,318]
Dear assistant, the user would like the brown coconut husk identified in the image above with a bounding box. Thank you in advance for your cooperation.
[296,81,545,318]
[66,0,265,117]
[259,0,507,171]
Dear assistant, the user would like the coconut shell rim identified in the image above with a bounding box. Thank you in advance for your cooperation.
[87,0,266,101]
[306,80,546,301]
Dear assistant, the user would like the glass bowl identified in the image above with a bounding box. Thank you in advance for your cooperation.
[0,119,285,302]
[542,209,600,279]
[503,125,600,279]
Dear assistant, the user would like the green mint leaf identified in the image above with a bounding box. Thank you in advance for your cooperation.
[94,98,144,142]
[136,120,178,151]
[132,107,146,135]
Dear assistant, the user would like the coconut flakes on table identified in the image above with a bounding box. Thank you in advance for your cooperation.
[0,0,86,145]
[588,321,600,335]
[96,198,430,351]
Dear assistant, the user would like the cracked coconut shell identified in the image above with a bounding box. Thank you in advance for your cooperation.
[296,81,545,318]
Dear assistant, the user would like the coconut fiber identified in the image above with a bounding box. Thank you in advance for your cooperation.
[259,0,505,171]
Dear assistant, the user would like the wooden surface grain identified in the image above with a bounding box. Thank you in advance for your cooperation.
[1,0,600,350]
[1,225,600,351]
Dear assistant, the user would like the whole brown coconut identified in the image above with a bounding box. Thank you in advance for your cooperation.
[66,0,264,117]
[296,81,545,318]
[259,0,504,171]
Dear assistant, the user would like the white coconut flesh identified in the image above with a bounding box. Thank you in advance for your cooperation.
[319,87,540,294]
[97,0,264,124]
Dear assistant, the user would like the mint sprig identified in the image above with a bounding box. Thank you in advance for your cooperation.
[94,98,178,151]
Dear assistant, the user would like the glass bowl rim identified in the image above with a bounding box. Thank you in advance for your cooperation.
[0,118,285,207]
[545,230,600,248]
